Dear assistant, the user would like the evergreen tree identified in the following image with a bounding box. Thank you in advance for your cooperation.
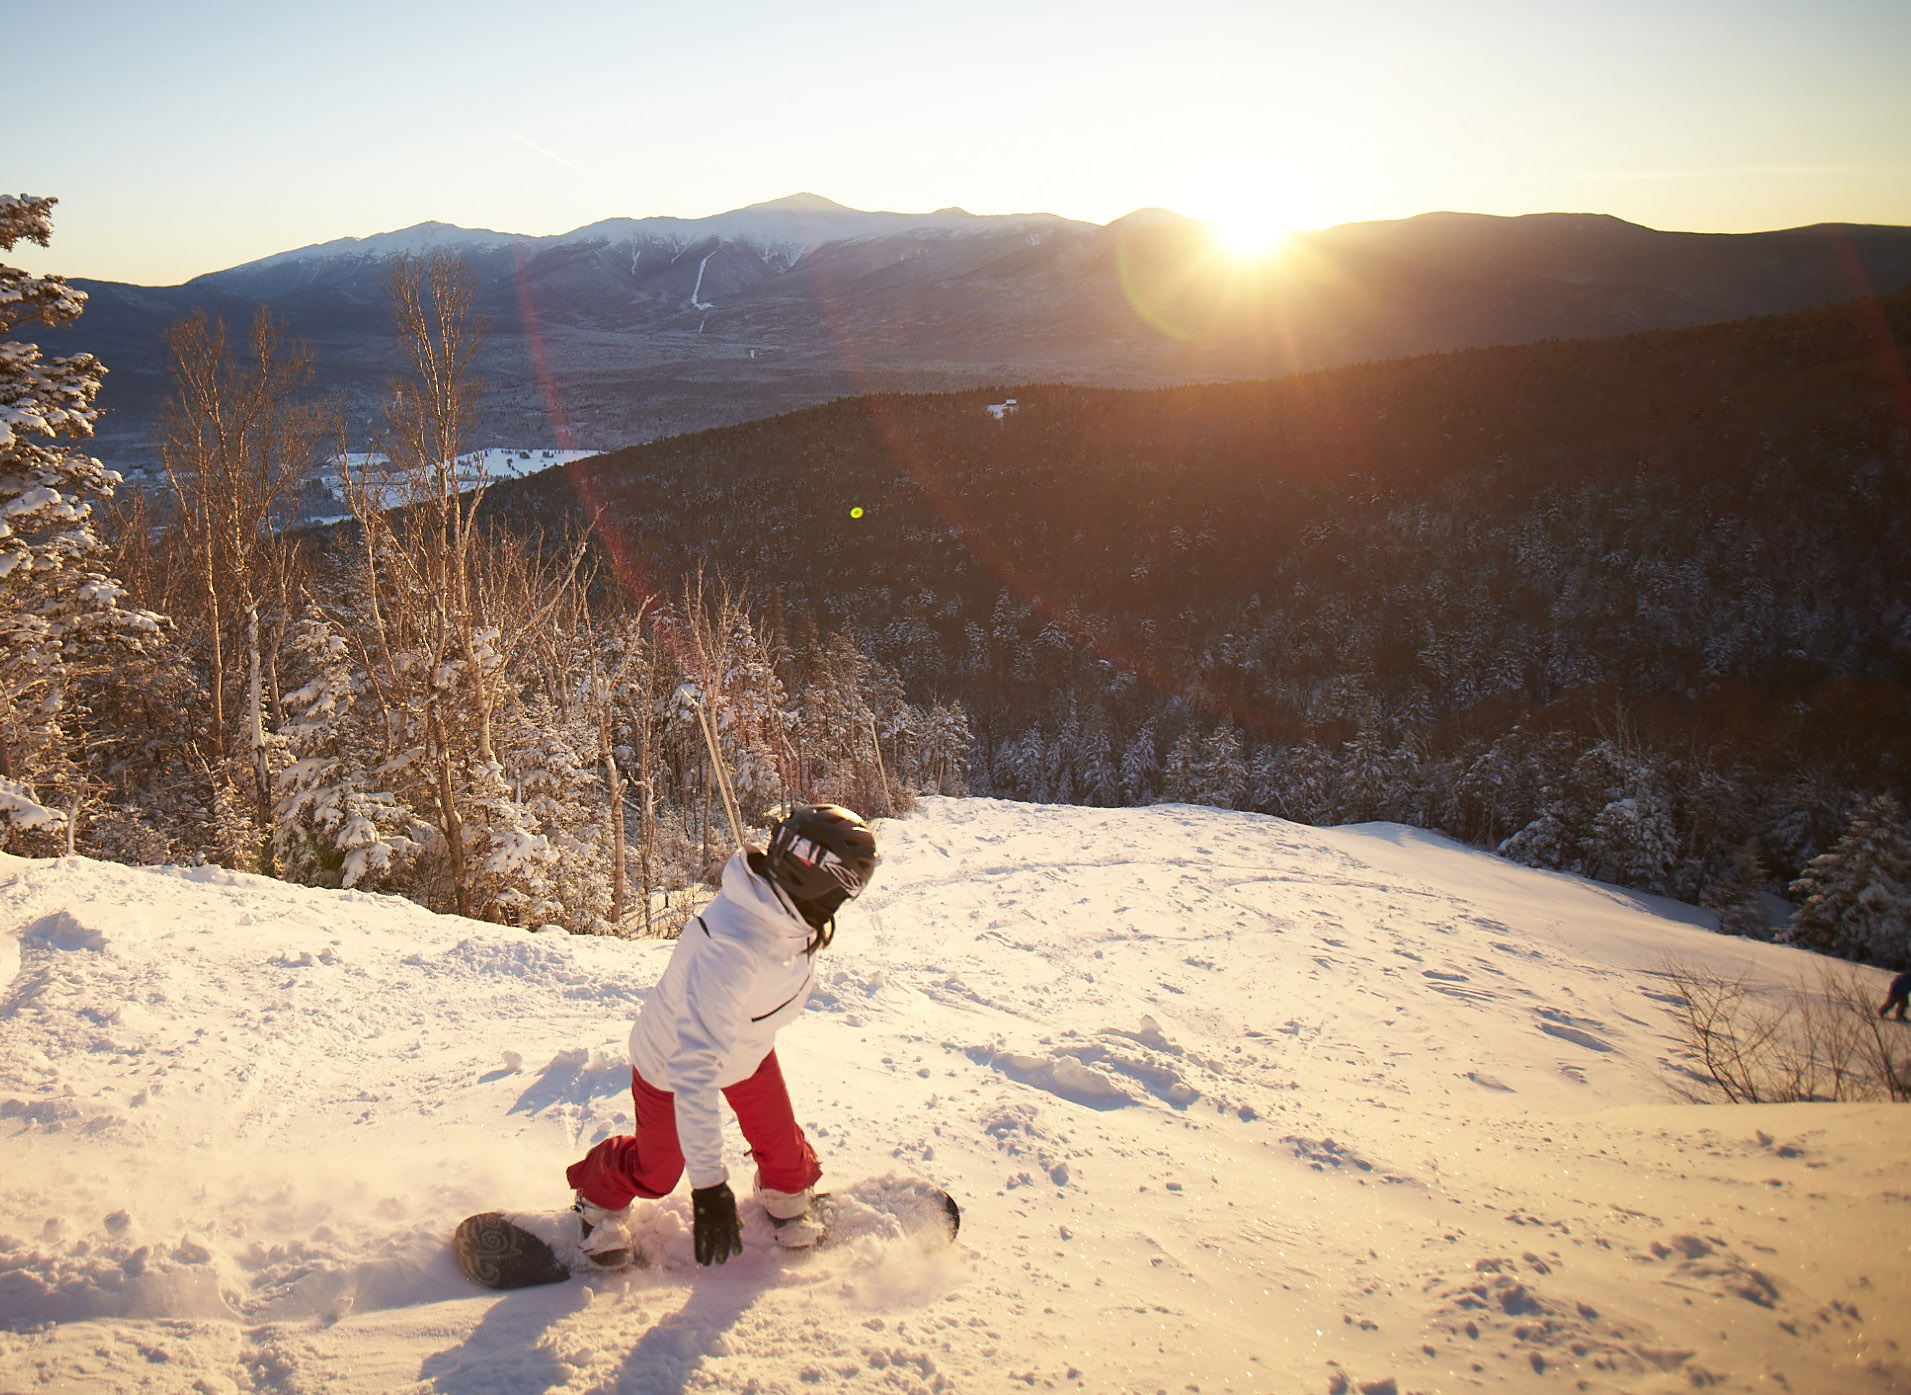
[1077,720,1120,807]
[272,604,428,890]
[0,195,159,840]
[1261,740,1336,825]
[490,688,598,928]
[918,702,974,795]
[1335,730,1405,823]
[1160,728,1202,804]
[708,602,789,822]
[1784,795,1911,966]
[1119,722,1160,805]
[1500,732,1686,895]
[1702,840,1774,940]
[1196,725,1248,809]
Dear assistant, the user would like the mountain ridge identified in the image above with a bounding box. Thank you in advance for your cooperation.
[40,202,1911,471]
[214,194,1096,283]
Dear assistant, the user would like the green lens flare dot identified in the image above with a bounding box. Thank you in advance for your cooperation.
[850,506,864,519]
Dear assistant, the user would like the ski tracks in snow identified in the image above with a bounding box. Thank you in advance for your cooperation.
[3,801,1905,1394]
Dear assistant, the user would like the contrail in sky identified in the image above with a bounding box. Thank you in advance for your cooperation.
[511,133,589,175]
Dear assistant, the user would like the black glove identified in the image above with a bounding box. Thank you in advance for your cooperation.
[692,1182,743,1266]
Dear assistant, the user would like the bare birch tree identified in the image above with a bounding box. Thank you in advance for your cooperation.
[159,308,323,848]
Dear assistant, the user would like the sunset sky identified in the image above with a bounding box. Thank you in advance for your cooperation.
[11,0,1911,285]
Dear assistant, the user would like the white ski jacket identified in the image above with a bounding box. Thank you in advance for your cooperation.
[628,848,817,1188]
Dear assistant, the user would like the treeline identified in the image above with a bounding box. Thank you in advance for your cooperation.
[497,289,1911,965]
[8,191,1909,963]
[0,218,967,932]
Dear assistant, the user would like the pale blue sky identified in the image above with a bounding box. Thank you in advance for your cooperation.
[11,0,1910,284]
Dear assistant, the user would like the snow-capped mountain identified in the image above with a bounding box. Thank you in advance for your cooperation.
[556,193,1076,269]
[228,194,1083,281]
[43,198,1911,472]
[236,219,522,272]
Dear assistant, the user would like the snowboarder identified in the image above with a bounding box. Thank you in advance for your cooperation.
[1880,970,1911,1022]
[564,803,879,1269]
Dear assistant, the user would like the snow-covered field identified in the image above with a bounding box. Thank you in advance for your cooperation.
[303,448,600,523]
[1,798,1905,1394]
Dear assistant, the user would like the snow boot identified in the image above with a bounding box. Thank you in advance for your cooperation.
[573,1192,637,1271]
[757,1176,824,1250]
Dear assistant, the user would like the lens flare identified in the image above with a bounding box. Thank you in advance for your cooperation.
[535,222,1310,754]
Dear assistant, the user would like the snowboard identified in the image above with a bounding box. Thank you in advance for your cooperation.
[453,1175,960,1290]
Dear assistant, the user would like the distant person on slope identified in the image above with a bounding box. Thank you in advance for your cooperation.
[563,803,879,1269]
[1881,970,1911,1022]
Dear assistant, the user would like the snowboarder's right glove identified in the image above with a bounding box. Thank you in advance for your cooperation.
[692,1182,743,1266]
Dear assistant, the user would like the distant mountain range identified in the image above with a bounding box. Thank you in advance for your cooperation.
[39,193,1911,471]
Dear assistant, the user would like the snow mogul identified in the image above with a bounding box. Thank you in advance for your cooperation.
[564,803,879,1269]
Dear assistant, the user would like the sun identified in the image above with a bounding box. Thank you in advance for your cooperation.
[1202,190,1301,259]
[1211,206,1293,258]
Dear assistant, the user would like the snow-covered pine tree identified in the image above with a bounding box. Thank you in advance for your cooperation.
[918,702,975,796]
[1160,728,1202,804]
[1584,784,1683,892]
[1500,731,1686,895]
[1783,794,1911,966]
[1334,730,1399,824]
[1077,720,1120,807]
[489,687,599,930]
[0,195,160,843]
[1196,725,1248,810]
[1702,840,1775,940]
[995,726,1053,803]
[1119,722,1160,805]
[714,601,791,822]
[789,628,891,810]
[1262,740,1336,825]
[272,603,428,891]
[865,660,922,815]
[1450,727,1548,846]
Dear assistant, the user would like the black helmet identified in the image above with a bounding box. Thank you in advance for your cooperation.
[765,803,878,939]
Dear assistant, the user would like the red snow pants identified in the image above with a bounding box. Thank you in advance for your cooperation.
[565,1049,821,1210]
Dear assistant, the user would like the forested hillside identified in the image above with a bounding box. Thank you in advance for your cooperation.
[2,233,943,937]
[500,290,1911,953]
[9,188,1908,960]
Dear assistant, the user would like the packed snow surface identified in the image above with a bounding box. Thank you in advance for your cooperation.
[1,798,1905,1393]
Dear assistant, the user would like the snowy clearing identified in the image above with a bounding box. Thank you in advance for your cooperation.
[302,448,600,524]
[1,798,1905,1393]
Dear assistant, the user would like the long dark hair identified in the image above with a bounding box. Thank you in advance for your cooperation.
[747,848,836,955]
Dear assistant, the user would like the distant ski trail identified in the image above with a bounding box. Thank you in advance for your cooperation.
[690,248,715,310]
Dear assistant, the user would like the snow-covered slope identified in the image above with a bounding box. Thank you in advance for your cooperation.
[1,799,1905,1393]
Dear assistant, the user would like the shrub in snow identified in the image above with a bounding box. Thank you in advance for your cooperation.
[0,775,62,832]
